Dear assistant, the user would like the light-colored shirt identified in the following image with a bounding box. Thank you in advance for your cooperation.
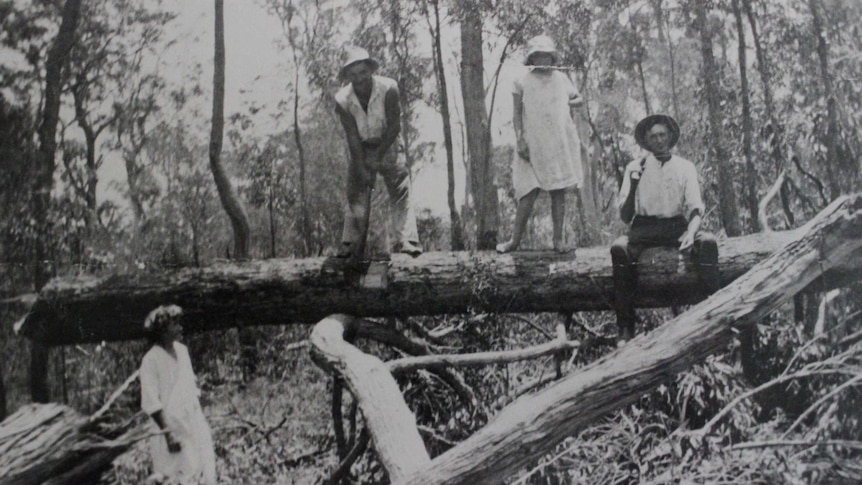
[618,154,705,220]
[334,75,397,141]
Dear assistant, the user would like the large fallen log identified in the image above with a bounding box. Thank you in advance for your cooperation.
[20,229,862,346]
[0,403,139,485]
[309,194,862,485]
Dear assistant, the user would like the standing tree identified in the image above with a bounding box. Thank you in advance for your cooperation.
[31,0,83,403]
[423,0,465,250]
[209,0,250,260]
[693,0,741,236]
[732,0,759,232]
[459,0,498,249]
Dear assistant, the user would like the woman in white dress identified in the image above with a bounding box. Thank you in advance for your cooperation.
[140,305,216,484]
[497,35,584,254]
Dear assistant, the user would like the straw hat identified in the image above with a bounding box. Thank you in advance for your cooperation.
[525,35,559,66]
[634,114,680,150]
[340,45,379,78]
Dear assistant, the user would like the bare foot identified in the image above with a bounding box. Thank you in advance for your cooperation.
[495,240,519,254]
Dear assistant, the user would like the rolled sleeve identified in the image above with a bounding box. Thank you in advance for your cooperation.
[140,354,162,415]
[617,160,637,211]
[684,164,705,219]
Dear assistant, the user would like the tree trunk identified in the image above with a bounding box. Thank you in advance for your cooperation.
[695,1,742,237]
[459,1,498,249]
[354,193,859,485]
[21,229,862,346]
[311,316,431,482]
[808,0,843,198]
[31,0,83,403]
[0,403,135,485]
[210,0,250,260]
[732,0,758,233]
[428,0,465,251]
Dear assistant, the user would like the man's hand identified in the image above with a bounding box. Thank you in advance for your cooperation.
[165,432,182,453]
[679,231,695,251]
[680,213,702,251]
[630,167,642,184]
[517,138,530,162]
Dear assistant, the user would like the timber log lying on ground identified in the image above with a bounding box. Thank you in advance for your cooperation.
[0,403,137,485]
[19,229,862,346]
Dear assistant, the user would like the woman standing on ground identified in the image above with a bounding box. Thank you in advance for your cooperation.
[140,305,216,484]
[497,35,584,254]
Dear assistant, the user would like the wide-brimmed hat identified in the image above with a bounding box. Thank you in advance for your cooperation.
[524,35,559,66]
[340,45,379,78]
[634,114,680,150]
[143,304,183,335]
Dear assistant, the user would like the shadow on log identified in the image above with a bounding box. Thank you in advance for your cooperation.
[310,194,862,485]
[20,229,862,346]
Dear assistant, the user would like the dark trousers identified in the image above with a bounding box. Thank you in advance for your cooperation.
[610,216,719,335]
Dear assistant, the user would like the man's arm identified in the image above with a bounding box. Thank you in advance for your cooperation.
[680,210,702,251]
[619,163,640,224]
[335,103,364,164]
[679,162,706,250]
[368,85,402,166]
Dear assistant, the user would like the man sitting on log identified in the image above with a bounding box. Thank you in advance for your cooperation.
[334,45,423,258]
[611,114,720,346]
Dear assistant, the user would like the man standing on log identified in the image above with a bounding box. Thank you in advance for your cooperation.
[334,46,422,259]
[611,114,719,346]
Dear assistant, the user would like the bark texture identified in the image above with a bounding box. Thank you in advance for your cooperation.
[20,230,862,346]
[0,403,133,485]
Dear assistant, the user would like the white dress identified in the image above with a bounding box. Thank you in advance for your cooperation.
[512,70,584,199]
[140,342,216,484]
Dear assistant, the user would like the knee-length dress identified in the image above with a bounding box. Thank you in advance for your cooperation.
[512,70,584,200]
[140,342,216,484]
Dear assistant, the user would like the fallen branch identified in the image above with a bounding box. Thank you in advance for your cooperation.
[386,337,578,374]
[325,428,370,485]
[730,440,862,451]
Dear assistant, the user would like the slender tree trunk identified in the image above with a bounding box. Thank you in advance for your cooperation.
[732,0,759,232]
[31,0,83,403]
[808,0,842,198]
[459,1,498,249]
[695,1,741,236]
[211,0,255,380]
[293,67,311,257]
[744,0,794,225]
[210,0,250,260]
[663,8,680,120]
[428,0,464,250]
[269,183,276,258]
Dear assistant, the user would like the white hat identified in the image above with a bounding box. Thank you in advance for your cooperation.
[525,35,559,66]
[340,45,379,78]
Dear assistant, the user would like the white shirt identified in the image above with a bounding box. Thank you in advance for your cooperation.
[334,75,397,141]
[618,154,705,220]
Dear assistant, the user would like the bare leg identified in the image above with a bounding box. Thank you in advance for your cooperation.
[550,189,571,253]
[497,189,539,253]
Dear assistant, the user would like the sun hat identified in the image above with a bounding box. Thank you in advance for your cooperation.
[525,35,559,66]
[634,114,680,150]
[143,304,183,335]
[340,45,379,78]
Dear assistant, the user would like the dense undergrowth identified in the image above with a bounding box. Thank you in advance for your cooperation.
[3,276,861,484]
